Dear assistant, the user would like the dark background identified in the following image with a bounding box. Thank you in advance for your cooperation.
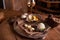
[0,0,3,9]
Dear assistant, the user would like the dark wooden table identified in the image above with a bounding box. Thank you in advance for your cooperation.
[0,10,60,40]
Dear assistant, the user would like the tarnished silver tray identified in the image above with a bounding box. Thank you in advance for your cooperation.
[13,18,51,39]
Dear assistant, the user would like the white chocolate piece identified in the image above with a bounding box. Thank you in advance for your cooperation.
[28,25,32,29]
[31,28,35,30]
[24,24,28,28]
[30,28,35,32]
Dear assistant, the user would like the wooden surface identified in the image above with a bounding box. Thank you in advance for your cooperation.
[0,10,60,40]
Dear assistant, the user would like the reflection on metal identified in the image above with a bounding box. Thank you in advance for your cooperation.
[3,0,6,9]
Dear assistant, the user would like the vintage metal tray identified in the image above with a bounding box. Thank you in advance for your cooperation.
[13,18,51,39]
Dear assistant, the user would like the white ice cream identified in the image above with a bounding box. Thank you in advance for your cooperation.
[38,23,46,31]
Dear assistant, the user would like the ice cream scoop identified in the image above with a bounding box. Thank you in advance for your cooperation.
[21,13,28,19]
[37,23,46,31]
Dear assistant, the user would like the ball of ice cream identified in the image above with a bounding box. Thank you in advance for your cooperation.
[37,23,46,31]
[21,13,28,19]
